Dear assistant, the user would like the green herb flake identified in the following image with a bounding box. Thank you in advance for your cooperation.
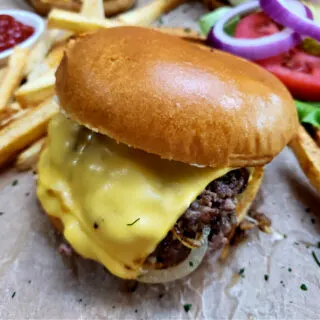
[317,242,320,248]
[183,304,192,313]
[189,261,194,267]
[294,242,300,246]
[158,17,164,25]
[127,218,140,226]
[184,27,191,33]
[300,284,308,291]
[12,180,18,186]
[135,309,138,313]
[239,268,245,277]
[0,212,3,216]
[283,234,288,239]
[264,274,269,281]
[11,291,16,298]
[312,251,320,268]
[288,268,292,272]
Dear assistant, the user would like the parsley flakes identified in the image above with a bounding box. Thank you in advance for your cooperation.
[127,218,140,226]
[183,304,192,312]
[300,284,308,291]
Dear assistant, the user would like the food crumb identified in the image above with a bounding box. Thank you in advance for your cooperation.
[93,222,99,229]
[78,299,82,303]
[112,306,116,309]
[158,293,164,299]
[28,280,31,284]
[183,304,192,313]
[0,212,3,216]
[12,180,18,186]
[238,268,245,277]
[25,192,30,197]
[311,218,316,224]
[264,274,269,281]
[135,309,138,313]
[11,292,16,298]
[300,284,308,291]
[305,208,311,213]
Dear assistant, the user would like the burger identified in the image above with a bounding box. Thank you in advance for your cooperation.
[37,27,298,283]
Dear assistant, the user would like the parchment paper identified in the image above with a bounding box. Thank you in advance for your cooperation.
[0,1,320,319]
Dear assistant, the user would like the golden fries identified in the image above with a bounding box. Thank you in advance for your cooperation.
[15,138,45,171]
[48,9,119,33]
[15,71,56,108]
[289,125,320,192]
[0,68,8,84]
[0,98,59,167]
[0,102,22,122]
[0,48,30,111]
[315,128,320,148]
[155,27,204,41]
[25,30,60,78]
[116,0,186,26]
[81,0,105,19]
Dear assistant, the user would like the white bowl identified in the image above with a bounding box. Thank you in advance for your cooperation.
[0,10,45,65]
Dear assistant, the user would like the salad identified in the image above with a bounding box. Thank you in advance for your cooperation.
[199,0,320,132]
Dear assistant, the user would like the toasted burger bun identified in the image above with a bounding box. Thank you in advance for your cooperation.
[27,0,135,17]
[56,27,298,168]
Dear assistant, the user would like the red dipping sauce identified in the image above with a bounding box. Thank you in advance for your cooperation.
[0,15,35,53]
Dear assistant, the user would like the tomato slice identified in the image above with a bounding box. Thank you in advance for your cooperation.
[235,12,282,39]
[235,12,320,101]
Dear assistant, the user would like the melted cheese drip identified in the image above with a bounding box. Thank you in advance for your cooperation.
[37,114,231,279]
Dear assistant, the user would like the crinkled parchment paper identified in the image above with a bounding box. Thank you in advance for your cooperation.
[0,1,320,319]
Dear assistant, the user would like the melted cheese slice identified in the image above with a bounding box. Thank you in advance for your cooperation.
[37,114,232,279]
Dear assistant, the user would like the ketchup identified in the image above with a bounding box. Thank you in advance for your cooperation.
[0,15,34,53]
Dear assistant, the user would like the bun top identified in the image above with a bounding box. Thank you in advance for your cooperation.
[56,26,298,167]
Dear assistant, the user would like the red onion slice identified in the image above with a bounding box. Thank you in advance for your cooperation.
[207,0,302,60]
[260,0,320,41]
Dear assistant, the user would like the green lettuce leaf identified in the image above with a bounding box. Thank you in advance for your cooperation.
[295,100,320,128]
[199,7,239,36]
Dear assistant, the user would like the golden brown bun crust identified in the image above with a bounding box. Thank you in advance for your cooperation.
[56,27,299,167]
[26,0,135,17]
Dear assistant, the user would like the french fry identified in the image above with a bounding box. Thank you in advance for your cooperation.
[25,30,60,78]
[0,68,7,84]
[48,9,119,33]
[15,71,56,108]
[0,102,22,123]
[289,125,320,192]
[155,27,205,42]
[0,110,27,131]
[0,48,30,111]
[0,98,59,167]
[315,128,320,148]
[15,138,46,171]
[81,0,105,19]
[28,43,66,82]
[116,0,187,26]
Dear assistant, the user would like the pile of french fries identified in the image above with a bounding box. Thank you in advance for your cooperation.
[0,0,319,195]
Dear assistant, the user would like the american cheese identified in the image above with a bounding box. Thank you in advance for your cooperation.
[37,114,232,279]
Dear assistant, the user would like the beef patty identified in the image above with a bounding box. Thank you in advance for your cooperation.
[147,169,250,268]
